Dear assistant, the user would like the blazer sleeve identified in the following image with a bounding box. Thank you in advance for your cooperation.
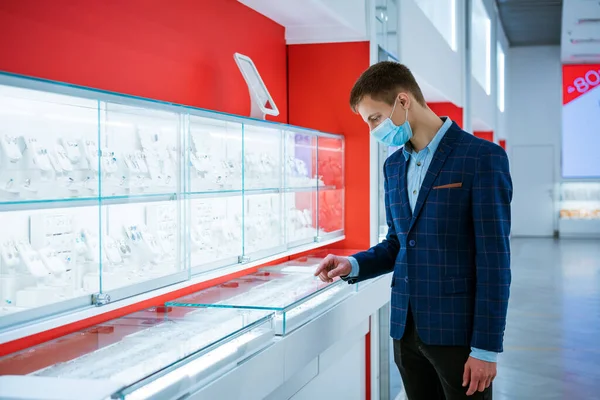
[470,145,513,353]
[349,158,400,283]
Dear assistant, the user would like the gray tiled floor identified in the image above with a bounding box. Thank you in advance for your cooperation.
[389,238,600,400]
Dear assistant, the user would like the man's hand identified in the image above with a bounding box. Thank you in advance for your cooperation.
[314,254,352,283]
[462,356,496,396]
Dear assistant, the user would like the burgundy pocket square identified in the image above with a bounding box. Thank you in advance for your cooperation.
[433,182,463,189]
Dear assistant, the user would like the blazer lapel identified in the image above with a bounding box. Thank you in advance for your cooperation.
[409,126,461,231]
[397,156,412,222]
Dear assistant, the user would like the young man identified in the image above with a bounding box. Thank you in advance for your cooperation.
[314,62,512,400]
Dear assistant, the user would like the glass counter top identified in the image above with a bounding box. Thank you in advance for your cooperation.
[167,264,354,335]
[0,306,274,399]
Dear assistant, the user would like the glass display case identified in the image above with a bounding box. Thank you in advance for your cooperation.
[0,72,345,330]
[558,181,600,238]
[0,306,274,399]
[168,254,354,335]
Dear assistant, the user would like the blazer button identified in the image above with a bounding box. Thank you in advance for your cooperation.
[404,276,409,283]
[409,240,416,247]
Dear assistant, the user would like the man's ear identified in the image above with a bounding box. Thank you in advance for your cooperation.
[398,93,411,110]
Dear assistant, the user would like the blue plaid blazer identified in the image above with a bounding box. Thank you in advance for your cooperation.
[352,123,512,352]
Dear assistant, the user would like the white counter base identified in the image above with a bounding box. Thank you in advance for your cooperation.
[189,274,391,400]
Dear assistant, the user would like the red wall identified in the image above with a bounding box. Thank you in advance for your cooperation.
[427,102,463,128]
[474,131,494,142]
[288,42,371,250]
[0,0,288,122]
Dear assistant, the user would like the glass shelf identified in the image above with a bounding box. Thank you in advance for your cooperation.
[0,306,274,399]
[0,71,345,331]
[167,263,354,335]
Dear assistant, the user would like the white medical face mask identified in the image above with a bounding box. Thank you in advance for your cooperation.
[370,100,413,146]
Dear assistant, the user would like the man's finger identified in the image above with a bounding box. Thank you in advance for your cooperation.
[314,255,333,276]
[477,378,486,392]
[485,377,492,389]
[319,271,330,282]
[327,264,346,279]
[462,363,470,387]
[466,372,480,396]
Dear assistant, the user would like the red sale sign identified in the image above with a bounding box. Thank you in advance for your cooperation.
[562,64,600,105]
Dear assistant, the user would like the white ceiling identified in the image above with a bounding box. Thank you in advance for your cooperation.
[238,0,368,44]
[561,0,600,63]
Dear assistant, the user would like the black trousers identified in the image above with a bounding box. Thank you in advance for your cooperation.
[393,307,492,400]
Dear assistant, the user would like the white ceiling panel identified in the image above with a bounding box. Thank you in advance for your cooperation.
[238,0,368,44]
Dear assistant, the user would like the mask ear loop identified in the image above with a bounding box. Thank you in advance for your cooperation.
[404,107,409,124]
[389,98,398,118]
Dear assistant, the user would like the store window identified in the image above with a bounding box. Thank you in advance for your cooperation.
[413,0,457,51]
[375,0,399,58]
[471,0,491,95]
[497,42,505,112]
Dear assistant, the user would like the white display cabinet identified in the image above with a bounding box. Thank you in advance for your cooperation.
[0,72,345,330]
[558,181,600,238]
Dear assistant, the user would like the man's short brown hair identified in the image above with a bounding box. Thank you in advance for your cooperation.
[349,61,426,112]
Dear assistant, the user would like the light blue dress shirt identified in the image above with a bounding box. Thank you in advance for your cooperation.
[347,117,497,363]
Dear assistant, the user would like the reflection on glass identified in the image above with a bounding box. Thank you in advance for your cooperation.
[0,306,273,397]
